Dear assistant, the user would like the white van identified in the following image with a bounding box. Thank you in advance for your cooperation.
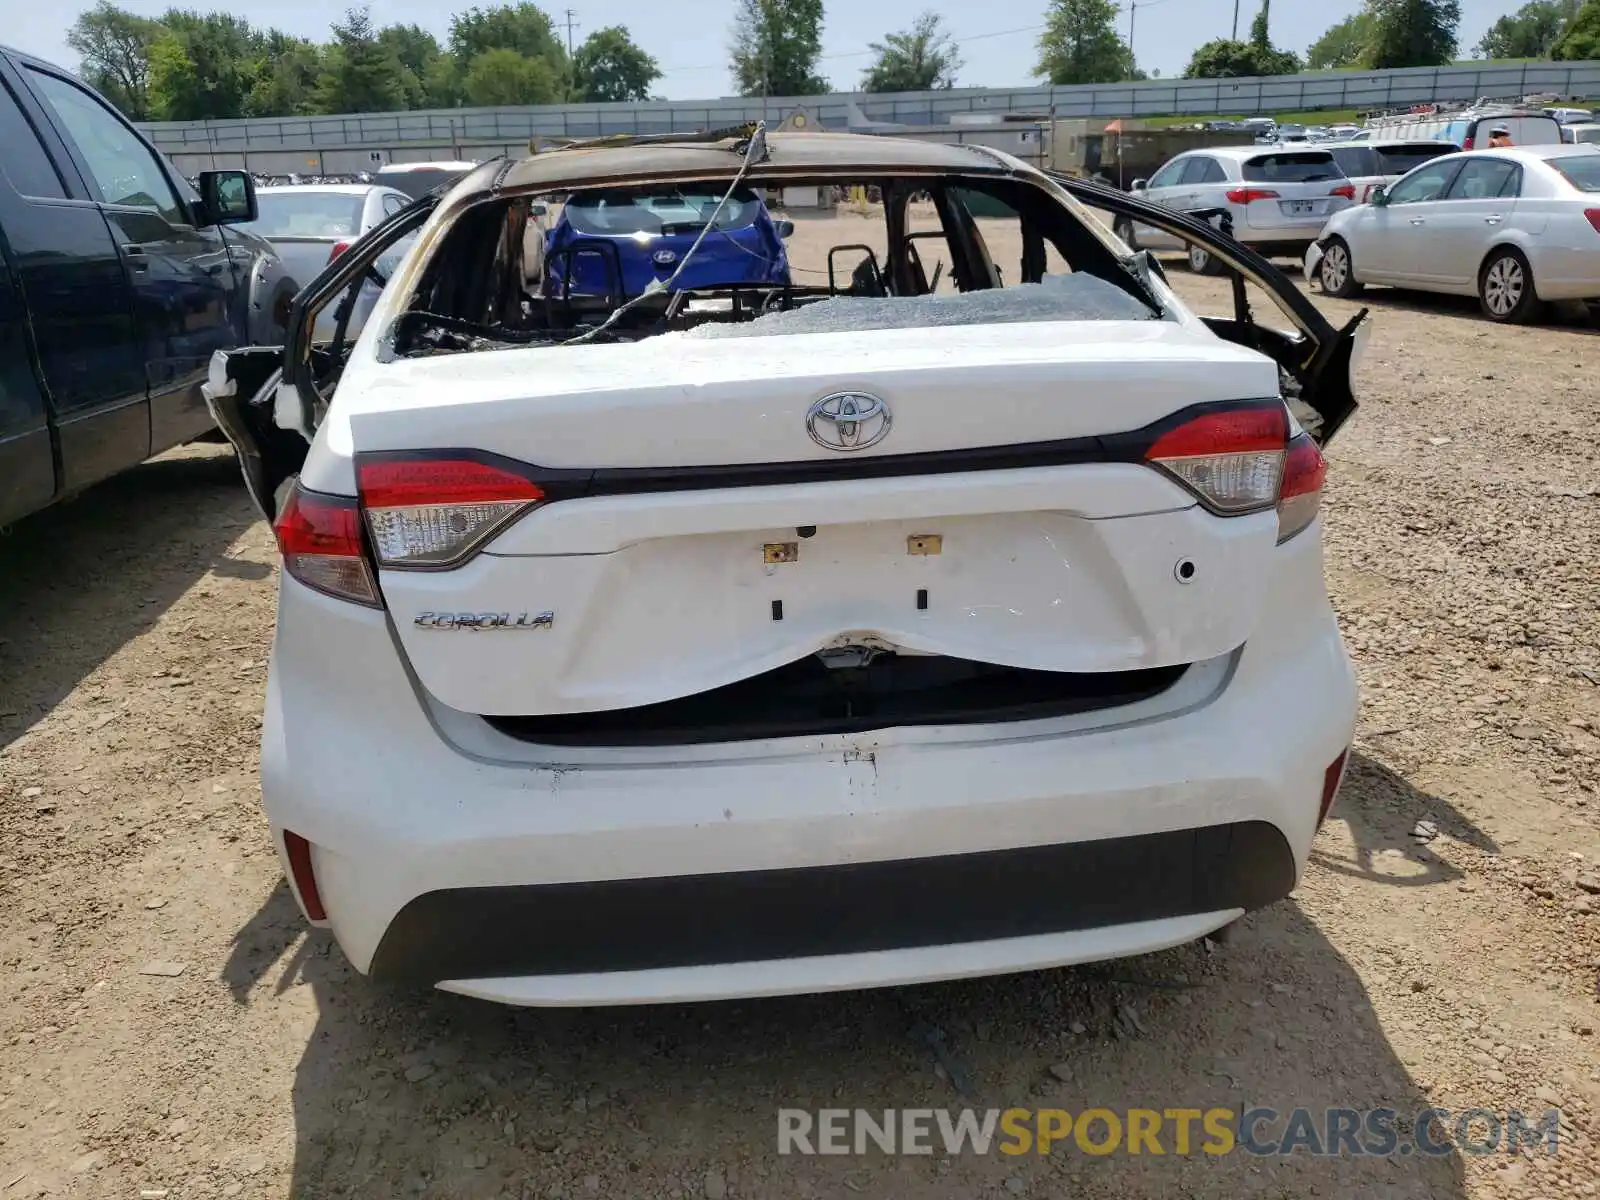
[1360,108,1563,150]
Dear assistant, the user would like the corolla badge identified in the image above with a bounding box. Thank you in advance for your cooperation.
[652,248,678,266]
[414,611,554,631]
[806,392,892,452]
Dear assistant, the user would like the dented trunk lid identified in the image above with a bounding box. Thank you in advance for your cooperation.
[340,321,1288,717]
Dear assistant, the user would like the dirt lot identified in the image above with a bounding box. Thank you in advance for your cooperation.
[2,225,1599,1200]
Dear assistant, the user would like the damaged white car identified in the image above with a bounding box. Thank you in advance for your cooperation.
[207,128,1366,1007]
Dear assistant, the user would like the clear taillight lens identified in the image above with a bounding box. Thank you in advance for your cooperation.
[1144,404,1287,514]
[1276,434,1327,543]
[357,457,544,568]
[273,485,381,606]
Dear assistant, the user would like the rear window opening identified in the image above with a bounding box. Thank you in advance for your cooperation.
[1244,153,1341,184]
[1374,144,1455,175]
[482,652,1189,747]
[243,191,365,238]
[378,171,1165,360]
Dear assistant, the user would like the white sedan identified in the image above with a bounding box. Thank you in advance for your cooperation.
[1305,145,1600,322]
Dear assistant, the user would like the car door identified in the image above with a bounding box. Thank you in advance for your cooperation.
[1132,156,1190,247]
[1366,157,1465,283]
[1181,155,1231,217]
[22,62,240,453]
[1411,157,1521,288]
[0,57,148,499]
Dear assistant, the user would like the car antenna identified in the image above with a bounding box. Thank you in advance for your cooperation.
[562,121,770,345]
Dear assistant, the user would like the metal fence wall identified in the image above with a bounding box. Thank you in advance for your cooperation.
[143,58,1600,170]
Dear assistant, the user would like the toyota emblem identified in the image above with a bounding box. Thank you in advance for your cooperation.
[805,392,892,452]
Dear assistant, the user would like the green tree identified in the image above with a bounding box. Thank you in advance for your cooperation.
[66,1,164,119]
[146,11,262,121]
[246,34,323,117]
[462,47,562,105]
[861,11,962,92]
[449,3,567,79]
[1476,0,1571,56]
[571,26,662,102]
[315,7,408,114]
[1554,0,1600,57]
[729,0,829,97]
[1367,0,1460,67]
[1305,9,1377,69]
[423,53,467,108]
[378,24,443,106]
[1034,0,1138,85]
[1250,0,1272,49]
[1184,37,1300,77]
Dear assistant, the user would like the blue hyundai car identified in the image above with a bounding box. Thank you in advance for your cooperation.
[543,186,792,298]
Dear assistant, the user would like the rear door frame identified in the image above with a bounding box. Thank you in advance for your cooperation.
[1050,171,1363,445]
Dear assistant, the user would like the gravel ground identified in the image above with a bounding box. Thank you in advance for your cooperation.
[2,229,1599,1199]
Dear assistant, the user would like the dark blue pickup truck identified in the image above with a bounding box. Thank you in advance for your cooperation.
[0,46,298,527]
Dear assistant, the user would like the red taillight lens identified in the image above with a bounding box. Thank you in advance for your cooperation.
[273,484,381,606]
[1584,209,1600,235]
[282,830,327,921]
[1318,749,1350,827]
[1462,136,1475,150]
[1225,187,1281,205]
[357,456,544,568]
[1144,404,1288,513]
[327,241,351,263]
[1330,184,1355,200]
[1276,433,1327,543]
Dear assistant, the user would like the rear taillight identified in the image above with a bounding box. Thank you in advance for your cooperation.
[358,456,544,568]
[1330,184,1355,200]
[1144,403,1287,514]
[282,830,327,920]
[327,241,351,263]
[1225,187,1281,204]
[1585,209,1600,235]
[1462,136,1475,150]
[1362,183,1376,203]
[1276,433,1327,543]
[273,484,381,606]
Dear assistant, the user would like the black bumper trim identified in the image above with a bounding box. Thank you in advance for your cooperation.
[367,821,1297,985]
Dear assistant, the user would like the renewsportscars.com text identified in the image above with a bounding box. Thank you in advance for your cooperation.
[777,1106,1562,1158]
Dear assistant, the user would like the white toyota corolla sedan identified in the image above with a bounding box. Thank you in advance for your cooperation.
[1306,144,1600,322]
[206,132,1363,1007]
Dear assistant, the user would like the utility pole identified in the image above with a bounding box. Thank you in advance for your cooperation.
[1127,1,1137,61]
[1232,0,1240,39]
[561,7,578,58]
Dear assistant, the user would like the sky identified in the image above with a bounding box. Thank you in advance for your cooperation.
[9,0,1521,101]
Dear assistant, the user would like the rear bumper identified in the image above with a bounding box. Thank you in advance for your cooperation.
[371,822,1294,983]
[261,521,1356,1004]
[1527,243,1600,301]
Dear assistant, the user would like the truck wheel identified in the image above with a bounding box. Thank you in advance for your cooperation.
[1478,248,1542,324]
[1317,237,1364,298]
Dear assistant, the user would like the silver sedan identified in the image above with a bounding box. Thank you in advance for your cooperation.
[1306,145,1600,323]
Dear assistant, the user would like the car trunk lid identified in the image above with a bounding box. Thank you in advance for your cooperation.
[343,320,1292,717]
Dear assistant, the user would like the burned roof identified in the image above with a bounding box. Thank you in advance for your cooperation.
[491,131,1019,195]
